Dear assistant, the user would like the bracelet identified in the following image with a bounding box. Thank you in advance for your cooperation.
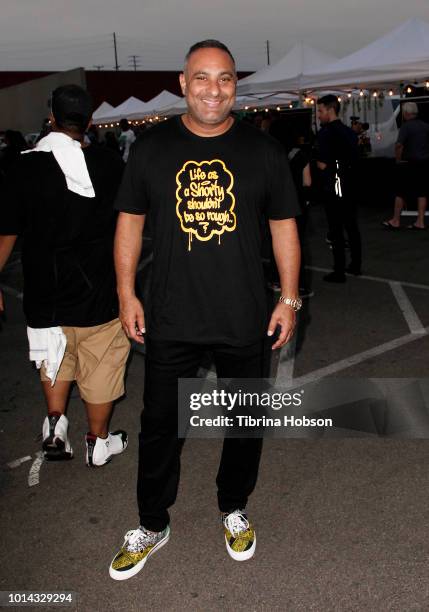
[279,295,302,312]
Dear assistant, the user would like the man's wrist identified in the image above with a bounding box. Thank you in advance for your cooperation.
[278,295,302,312]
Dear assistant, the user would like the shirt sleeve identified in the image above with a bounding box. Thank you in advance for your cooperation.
[265,140,301,220]
[0,160,27,235]
[397,123,408,146]
[114,139,150,214]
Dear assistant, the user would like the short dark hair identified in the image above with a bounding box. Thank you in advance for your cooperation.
[185,40,235,66]
[119,118,130,130]
[317,94,340,115]
[51,84,92,133]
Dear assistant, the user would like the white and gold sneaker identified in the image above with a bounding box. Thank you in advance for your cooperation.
[109,525,170,581]
[222,509,256,561]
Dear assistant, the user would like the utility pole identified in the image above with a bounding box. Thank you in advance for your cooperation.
[113,32,119,71]
[93,65,104,71]
[128,55,141,71]
[266,40,270,65]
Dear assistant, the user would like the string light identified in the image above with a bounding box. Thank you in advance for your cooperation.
[337,97,342,102]
[244,106,249,110]
[373,91,378,97]
[406,86,412,93]
[253,108,257,112]
[310,99,315,105]
[389,90,394,96]
[426,81,429,89]
[276,106,281,111]
[289,104,293,108]
[265,108,269,112]
[347,93,352,98]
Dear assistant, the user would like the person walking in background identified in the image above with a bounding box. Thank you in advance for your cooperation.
[383,101,429,230]
[316,94,361,283]
[118,118,136,162]
[0,85,130,467]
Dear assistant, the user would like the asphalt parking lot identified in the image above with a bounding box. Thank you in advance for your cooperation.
[1,200,429,611]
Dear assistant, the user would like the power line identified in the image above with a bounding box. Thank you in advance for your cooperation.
[128,55,141,71]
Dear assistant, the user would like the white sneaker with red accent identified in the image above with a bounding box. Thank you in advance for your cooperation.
[42,413,73,461]
[85,431,128,467]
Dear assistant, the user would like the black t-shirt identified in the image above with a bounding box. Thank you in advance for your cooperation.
[397,118,429,161]
[115,116,300,346]
[0,145,123,327]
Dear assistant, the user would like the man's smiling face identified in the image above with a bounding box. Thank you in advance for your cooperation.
[180,47,237,128]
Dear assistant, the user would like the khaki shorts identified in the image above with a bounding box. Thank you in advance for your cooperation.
[40,318,130,403]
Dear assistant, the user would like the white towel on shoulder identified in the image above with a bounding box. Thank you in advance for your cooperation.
[23,132,95,198]
[27,326,67,385]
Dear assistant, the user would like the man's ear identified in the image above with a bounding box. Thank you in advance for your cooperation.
[49,112,56,129]
[179,72,186,96]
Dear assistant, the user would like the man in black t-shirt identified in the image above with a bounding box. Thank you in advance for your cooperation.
[109,40,301,580]
[316,95,361,282]
[0,85,129,468]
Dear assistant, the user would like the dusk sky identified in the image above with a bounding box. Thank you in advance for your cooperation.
[1,0,428,71]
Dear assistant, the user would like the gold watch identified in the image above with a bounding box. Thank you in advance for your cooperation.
[279,296,302,312]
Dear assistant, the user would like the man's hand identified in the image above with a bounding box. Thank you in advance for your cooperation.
[119,294,146,344]
[267,303,296,350]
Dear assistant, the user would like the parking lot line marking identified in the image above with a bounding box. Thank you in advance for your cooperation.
[291,326,429,387]
[28,451,44,487]
[389,282,426,335]
[7,455,32,469]
[0,283,23,300]
[306,266,429,291]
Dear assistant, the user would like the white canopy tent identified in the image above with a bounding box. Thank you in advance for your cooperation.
[237,42,337,95]
[144,90,183,115]
[92,101,115,123]
[302,18,429,91]
[157,97,187,116]
[95,96,149,123]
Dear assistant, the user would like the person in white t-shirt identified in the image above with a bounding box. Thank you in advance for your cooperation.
[119,118,136,162]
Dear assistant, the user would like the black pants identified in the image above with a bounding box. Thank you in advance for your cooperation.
[137,337,265,531]
[324,195,361,273]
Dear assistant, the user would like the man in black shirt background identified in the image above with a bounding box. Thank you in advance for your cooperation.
[109,40,301,580]
[316,95,362,282]
[0,85,130,468]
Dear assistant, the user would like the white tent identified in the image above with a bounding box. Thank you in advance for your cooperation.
[158,97,187,116]
[233,93,298,110]
[145,90,183,115]
[237,42,337,95]
[303,18,429,90]
[95,96,149,123]
[92,101,115,122]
